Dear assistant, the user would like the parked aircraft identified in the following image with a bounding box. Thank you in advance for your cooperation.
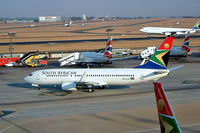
[153,82,182,133]
[29,25,35,27]
[170,31,191,57]
[24,36,177,92]
[140,20,200,36]
[140,32,191,64]
[64,20,72,27]
[59,36,113,67]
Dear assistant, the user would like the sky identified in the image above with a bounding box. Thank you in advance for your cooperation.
[0,0,199,18]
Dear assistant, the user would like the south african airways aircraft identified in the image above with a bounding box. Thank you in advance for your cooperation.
[140,20,200,36]
[24,36,178,92]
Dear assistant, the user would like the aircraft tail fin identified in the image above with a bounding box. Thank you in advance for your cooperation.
[135,37,173,69]
[182,32,191,52]
[69,20,72,25]
[104,36,112,59]
[153,82,182,133]
[192,20,200,29]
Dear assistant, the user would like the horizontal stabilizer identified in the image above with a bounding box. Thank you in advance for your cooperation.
[0,110,15,118]
[169,65,184,71]
[140,70,169,79]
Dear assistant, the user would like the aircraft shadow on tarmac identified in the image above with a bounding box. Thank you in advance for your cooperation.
[89,112,157,128]
[113,112,157,124]
[104,85,130,90]
[7,82,129,91]
[7,83,73,96]
[7,82,34,89]
[191,52,200,58]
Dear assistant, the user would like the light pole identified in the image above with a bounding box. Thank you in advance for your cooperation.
[106,28,113,38]
[8,32,16,58]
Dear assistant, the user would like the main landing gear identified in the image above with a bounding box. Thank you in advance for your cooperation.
[88,85,94,92]
[37,85,40,90]
[88,85,105,92]
[88,88,95,93]
[32,84,40,90]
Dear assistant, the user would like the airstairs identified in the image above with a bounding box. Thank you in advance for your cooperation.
[140,47,156,66]
[140,47,156,59]
[58,52,80,66]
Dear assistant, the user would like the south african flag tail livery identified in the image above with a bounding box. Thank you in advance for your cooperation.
[153,82,182,133]
[135,36,173,69]
[192,20,200,30]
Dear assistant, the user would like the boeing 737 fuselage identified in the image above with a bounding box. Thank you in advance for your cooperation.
[24,68,169,91]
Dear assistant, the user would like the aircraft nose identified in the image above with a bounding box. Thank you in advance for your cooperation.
[24,76,29,82]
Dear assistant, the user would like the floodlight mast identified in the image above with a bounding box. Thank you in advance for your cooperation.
[8,32,16,58]
[106,28,113,38]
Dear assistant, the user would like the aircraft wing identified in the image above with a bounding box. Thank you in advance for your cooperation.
[81,79,107,86]
[62,72,108,90]
[169,65,184,71]
[78,71,107,86]
[62,79,107,91]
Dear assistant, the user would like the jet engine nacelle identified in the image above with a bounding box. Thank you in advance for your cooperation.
[164,32,187,36]
[164,32,174,36]
[164,32,178,37]
[62,82,77,91]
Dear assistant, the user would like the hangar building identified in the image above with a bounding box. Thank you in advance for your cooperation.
[39,16,61,22]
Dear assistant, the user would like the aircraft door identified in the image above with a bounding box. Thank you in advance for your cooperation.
[36,73,40,80]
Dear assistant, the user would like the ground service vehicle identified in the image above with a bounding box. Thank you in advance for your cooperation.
[17,51,47,67]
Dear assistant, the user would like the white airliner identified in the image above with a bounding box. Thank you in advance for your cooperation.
[24,37,176,92]
[59,36,113,67]
[140,20,200,36]
[64,20,72,27]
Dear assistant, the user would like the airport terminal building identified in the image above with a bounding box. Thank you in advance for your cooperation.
[39,16,61,22]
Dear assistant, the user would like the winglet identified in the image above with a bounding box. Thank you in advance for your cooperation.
[153,82,182,133]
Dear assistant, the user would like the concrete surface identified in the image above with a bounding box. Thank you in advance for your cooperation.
[0,54,200,133]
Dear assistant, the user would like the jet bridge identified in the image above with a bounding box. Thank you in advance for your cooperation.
[58,52,80,66]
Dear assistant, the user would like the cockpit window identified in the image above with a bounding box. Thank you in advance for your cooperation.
[29,74,33,76]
